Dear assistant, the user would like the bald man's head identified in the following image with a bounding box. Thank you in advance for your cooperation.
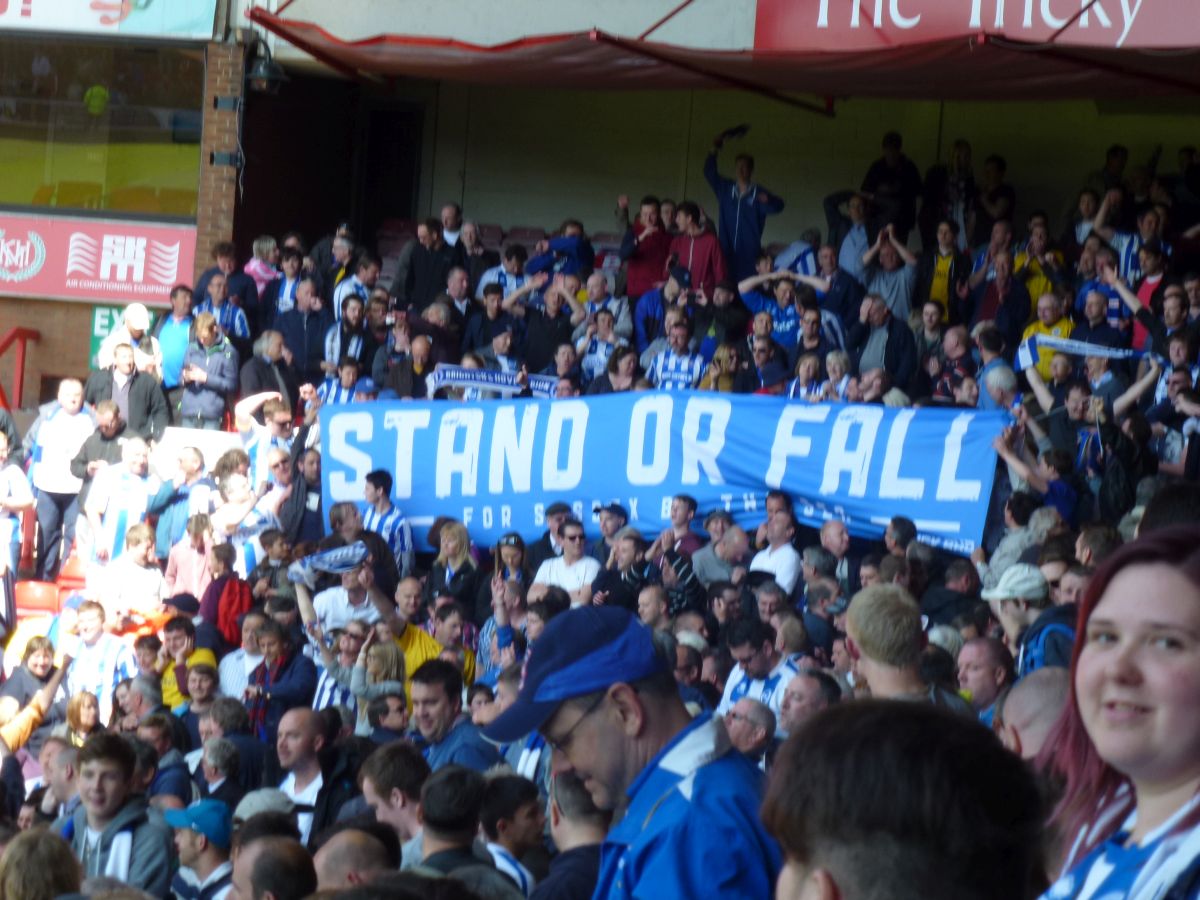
[233,837,316,900]
[998,667,1070,759]
[277,707,324,772]
[313,828,390,889]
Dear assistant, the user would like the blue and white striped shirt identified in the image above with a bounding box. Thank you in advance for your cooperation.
[475,266,526,301]
[324,325,366,367]
[312,662,357,715]
[86,467,159,563]
[1111,230,1171,282]
[67,634,137,724]
[363,503,414,577]
[242,422,293,489]
[579,336,623,384]
[317,378,356,406]
[332,275,369,321]
[194,298,251,339]
[228,506,278,578]
[648,349,705,391]
[717,655,800,735]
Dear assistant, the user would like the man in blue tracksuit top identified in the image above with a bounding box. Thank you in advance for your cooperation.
[485,606,781,900]
[704,130,785,282]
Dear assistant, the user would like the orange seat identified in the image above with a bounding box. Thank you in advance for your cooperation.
[57,554,88,592]
[16,581,61,617]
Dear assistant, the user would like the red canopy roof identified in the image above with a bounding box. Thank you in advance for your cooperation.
[247,5,1200,104]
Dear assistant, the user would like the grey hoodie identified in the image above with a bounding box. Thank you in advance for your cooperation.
[65,796,175,897]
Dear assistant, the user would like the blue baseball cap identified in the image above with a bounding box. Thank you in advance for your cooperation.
[482,607,668,744]
[164,799,232,849]
[354,376,378,395]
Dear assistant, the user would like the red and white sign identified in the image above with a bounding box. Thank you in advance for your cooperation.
[755,0,1199,51]
[0,212,196,306]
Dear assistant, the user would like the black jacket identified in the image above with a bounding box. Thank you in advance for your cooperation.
[915,249,971,323]
[83,369,168,442]
[239,355,299,411]
[276,307,334,387]
[305,748,360,849]
[845,315,918,391]
[423,561,482,615]
[69,423,126,509]
[405,242,464,312]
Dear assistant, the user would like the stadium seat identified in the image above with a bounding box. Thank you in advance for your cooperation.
[16,581,60,617]
[504,226,546,245]
[56,554,88,594]
[477,223,505,245]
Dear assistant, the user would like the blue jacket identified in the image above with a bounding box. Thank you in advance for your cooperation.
[149,748,193,805]
[595,713,780,899]
[704,152,785,281]
[526,235,595,279]
[181,336,240,421]
[252,650,318,742]
[424,717,504,772]
[147,475,217,560]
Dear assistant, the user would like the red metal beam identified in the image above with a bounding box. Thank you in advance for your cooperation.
[590,31,835,119]
[0,328,39,409]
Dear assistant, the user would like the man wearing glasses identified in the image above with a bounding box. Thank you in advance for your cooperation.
[484,606,780,898]
[532,517,600,608]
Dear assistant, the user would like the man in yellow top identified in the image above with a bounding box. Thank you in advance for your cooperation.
[432,602,476,687]
[1014,221,1065,308]
[157,615,218,710]
[369,576,443,702]
[1021,293,1074,381]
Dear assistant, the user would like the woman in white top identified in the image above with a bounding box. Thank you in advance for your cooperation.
[1039,525,1200,900]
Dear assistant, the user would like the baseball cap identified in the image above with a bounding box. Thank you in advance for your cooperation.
[233,788,295,823]
[668,266,692,289]
[164,593,200,616]
[756,361,789,389]
[489,319,514,339]
[980,564,1048,603]
[124,303,150,331]
[353,376,378,395]
[164,799,232,849]
[593,502,628,521]
[482,606,669,744]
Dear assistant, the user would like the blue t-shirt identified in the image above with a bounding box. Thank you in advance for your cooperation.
[742,290,799,347]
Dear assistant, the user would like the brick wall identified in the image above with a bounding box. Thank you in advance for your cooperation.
[195,40,245,282]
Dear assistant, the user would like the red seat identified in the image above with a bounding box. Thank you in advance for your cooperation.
[504,226,546,246]
[57,554,88,593]
[16,581,61,617]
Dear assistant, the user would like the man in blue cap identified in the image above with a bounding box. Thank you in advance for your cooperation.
[483,606,780,899]
[164,798,233,899]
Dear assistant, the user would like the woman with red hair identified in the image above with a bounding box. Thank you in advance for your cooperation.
[1039,525,1200,898]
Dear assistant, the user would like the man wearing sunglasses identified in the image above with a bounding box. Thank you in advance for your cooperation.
[531,517,600,608]
[484,606,780,899]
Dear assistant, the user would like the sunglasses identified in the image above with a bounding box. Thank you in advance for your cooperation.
[563,533,585,542]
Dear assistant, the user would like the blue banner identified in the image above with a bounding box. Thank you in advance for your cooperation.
[321,396,1008,554]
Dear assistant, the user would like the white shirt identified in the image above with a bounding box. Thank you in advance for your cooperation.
[533,555,601,594]
[280,770,323,846]
[312,586,382,631]
[749,543,802,595]
[31,407,94,494]
[219,648,263,701]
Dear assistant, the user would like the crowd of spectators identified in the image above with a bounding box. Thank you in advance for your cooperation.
[0,129,1196,899]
